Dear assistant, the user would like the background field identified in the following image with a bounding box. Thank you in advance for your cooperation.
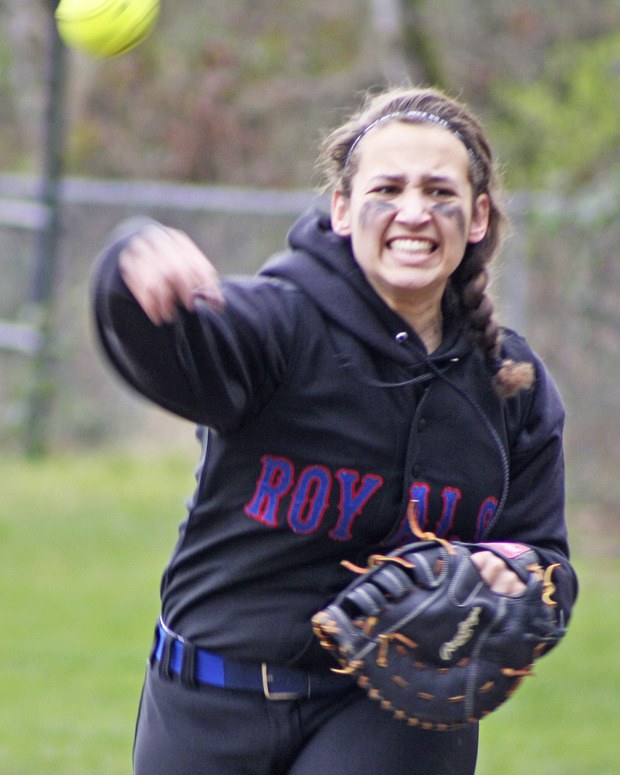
[0,450,617,774]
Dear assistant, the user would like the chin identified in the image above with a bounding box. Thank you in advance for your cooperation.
[387,270,438,292]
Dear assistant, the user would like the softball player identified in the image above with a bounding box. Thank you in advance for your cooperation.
[92,86,577,774]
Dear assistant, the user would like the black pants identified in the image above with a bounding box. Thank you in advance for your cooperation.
[133,665,479,775]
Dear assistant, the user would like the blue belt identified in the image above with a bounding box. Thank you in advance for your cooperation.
[152,619,352,700]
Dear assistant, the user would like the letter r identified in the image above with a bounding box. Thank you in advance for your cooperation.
[245,455,293,527]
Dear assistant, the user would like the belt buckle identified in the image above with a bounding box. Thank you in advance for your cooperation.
[261,663,308,701]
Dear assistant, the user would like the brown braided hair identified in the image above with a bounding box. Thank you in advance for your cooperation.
[317,86,534,399]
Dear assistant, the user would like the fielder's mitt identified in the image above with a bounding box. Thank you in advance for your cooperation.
[312,501,565,730]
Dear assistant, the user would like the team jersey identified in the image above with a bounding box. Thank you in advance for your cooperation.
[92,209,577,671]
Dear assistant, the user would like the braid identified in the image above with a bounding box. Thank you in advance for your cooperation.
[452,251,534,399]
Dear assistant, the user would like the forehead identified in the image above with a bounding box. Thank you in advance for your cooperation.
[353,120,471,182]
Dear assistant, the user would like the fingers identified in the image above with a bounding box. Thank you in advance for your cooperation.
[119,225,225,325]
[166,228,225,310]
[471,551,526,596]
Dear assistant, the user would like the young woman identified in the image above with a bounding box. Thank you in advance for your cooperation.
[92,86,577,774]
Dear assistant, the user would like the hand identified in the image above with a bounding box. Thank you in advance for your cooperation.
[470,551,526,596]
[119,224,225,325]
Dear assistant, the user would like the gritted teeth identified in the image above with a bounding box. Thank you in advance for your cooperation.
[388,237,436,254]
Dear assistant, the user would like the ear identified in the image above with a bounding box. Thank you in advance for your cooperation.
[330,190,352,236]
[468,193,490,244]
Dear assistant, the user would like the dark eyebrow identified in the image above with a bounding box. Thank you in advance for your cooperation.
[421,173,459,187]
[367,172,460,188]
[367,173,407,186]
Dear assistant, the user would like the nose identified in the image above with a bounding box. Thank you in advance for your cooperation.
[394,190,431,227]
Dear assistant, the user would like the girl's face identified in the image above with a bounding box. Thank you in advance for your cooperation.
[331,121,490,312]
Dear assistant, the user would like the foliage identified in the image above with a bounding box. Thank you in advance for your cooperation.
[488,30,620,189]
[0,451,618,773]
[55,0,371,187]
[2,1,618,187]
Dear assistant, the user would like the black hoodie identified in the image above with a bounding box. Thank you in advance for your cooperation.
[92,208,577,671]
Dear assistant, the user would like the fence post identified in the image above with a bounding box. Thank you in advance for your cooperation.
[24,0,66,456]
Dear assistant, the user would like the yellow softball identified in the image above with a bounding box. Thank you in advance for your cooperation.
[55,0,160,59]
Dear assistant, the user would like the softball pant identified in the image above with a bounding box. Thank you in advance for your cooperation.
[133,648,478,775]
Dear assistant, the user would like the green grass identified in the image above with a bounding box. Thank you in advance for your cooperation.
[0,451,618,773]
[0,452,195,775]
[476,557,620,775]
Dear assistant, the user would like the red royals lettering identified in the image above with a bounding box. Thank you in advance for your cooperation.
[244,456,498,543]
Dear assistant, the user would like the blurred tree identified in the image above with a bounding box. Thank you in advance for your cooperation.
[400,0,447,89]
[365,0,447,88]
[0,0,48,171]
[489,30,620,189]
[366,0,409,83]
[0,0,617,187]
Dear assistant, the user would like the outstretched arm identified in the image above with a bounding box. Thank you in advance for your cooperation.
[92,219,300,430]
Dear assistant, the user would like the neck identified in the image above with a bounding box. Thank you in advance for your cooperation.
[393,297,444,353]
[364,274,446,352]
[411,309,444,353]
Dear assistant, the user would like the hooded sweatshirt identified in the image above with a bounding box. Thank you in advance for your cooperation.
[92,208,577,672]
